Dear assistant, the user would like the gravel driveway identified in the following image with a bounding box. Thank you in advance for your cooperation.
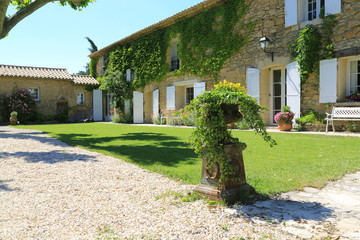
[0,126,358,239]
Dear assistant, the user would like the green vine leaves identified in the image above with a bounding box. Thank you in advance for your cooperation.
[292,14,337,84]
[99,0,255,91]
[183,81,276,183]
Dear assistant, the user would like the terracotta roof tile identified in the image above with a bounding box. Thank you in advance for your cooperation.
[0,64,99,85]
[72,74,99,85]
[0,64,73,80]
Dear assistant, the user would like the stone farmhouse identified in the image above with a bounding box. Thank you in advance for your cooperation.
[0,64,99,122]
[89,0,359,125]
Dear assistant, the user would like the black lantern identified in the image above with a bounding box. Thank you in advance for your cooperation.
[259,36,274,61]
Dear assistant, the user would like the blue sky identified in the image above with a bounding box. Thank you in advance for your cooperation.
[0,0,203,74]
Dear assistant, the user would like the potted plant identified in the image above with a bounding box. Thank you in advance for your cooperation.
[9,111,18,125]
[183,80,276,203]
[346,91,360,102]
[274,106,295,131]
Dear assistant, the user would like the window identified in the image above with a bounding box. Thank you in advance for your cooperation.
[28,88,40,101]
[285,0,341,27]
[170,40,180,71]
[77,93,85,105]
[307,0,325,21]
[126,69,135,82]
[186,87,194,104]
[349,60,360,93]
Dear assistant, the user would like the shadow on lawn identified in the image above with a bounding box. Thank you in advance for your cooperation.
[54,132,199,167]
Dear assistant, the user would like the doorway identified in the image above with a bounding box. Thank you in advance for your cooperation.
[270,67,286,124]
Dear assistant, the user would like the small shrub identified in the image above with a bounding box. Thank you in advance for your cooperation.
[151,113,162,125]
[7,88,36,122]
[345,122,360,132]
[295,109,326,131]
[111,110,133,123]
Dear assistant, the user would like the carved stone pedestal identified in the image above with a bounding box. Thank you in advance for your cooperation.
[194,141,254,204]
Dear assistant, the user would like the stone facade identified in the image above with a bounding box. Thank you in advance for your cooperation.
[0,76,94,122]
[93,0,360,125]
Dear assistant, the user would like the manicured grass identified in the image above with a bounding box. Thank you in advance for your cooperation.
[15,123,360,196]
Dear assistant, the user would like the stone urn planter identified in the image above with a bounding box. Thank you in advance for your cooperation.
[195,139,254,204]
[195,104,254,204]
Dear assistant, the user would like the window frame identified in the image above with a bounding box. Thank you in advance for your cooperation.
[169,39,180,72]
[347,57,360,95]
[28,87,40,101]
[185,86,194,105]
[77,92,85,106]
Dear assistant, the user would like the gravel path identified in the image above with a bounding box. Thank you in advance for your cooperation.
[0,126,358,239]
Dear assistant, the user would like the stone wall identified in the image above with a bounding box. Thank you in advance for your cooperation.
[95,0,359,124]
[0,77,93,122]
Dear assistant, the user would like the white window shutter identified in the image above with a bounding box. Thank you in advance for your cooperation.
[166,86,175,110]
[286,62,301,119]
[325,0,341,15]
[152,89,159,117]
[319,58,337,103]
[285,0,298,27]
[126,69,132,82]
[246,68,260,103]
[133,91,144,123]
[93,89,103,121]
[194,82,206,98]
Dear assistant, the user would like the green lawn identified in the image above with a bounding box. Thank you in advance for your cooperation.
[15,123,360,196]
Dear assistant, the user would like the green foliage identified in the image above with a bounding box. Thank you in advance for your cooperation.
[106,29,168,89]
[111,111,133,124]
[172,0,254,80]
[292,14,337,84]
[292,25,321,83]
[294,109,326,131]
[6,88,36,122]
[345,122,360,132]
[102,0,254,89]
[184,81,275,183]
[320,12,337,59]
[98,70,133,109]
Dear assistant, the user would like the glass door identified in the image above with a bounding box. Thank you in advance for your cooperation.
[271,68,286,124]
[105,93,115,121]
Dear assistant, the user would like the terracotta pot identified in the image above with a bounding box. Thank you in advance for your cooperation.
[278,122,292,131]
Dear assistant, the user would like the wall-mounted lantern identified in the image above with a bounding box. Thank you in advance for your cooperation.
[259,36,274,62]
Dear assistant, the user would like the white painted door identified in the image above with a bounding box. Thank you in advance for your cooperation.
[152,89,159,117]
[270,67,286,124]
[286,62,301,120]
[133,91,144,123]
[93,89,103,121]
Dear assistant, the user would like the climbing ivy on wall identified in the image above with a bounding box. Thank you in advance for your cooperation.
[292,13,337,84]
[172,0,254,79]
[102,0,254,89]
